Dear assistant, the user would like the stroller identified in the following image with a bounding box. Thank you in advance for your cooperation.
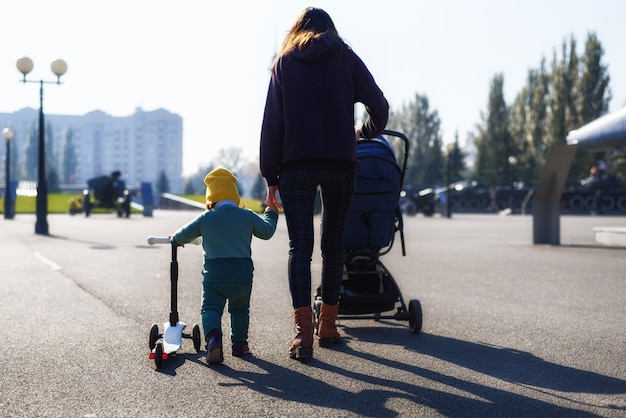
[314,130,422,334]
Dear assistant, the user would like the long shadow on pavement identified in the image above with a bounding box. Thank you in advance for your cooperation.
[204,328,618,417]
[408,332,626,395]
[343,326,626,415]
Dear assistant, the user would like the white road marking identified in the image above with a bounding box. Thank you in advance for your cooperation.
[34,252,62,271]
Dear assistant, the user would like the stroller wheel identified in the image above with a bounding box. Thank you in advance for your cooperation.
[313,300,322,335]
[408,299,422,334]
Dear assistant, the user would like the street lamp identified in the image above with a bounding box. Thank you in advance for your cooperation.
[16,57,67,235]
[3,128,14,219]
[507,155,518,213]
[445,143,454,218]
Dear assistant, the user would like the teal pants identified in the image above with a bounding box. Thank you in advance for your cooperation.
[201,281,252,342]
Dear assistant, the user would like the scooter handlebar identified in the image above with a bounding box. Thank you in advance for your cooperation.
[147,236,202,246]
[147,236,171,245]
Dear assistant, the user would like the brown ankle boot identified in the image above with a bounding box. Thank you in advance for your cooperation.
[318,303,341,347]
[289,306,313,359]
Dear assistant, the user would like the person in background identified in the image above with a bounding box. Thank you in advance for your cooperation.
[170,167,279,364]
[259,7,388,360]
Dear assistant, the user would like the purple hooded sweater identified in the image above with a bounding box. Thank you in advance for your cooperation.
[259,36,389,186]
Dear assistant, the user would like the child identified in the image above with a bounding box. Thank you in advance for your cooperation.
[170,167,278,364]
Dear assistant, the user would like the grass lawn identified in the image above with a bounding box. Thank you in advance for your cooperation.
[0,193,85,214]
[0,194,265,214]
[180,195,265,213]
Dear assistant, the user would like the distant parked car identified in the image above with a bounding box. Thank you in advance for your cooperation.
[399,186,436,217]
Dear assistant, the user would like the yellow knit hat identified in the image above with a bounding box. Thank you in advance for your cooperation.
[204,167,241,207]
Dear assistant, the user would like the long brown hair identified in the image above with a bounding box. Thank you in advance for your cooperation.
[272,7,344,70]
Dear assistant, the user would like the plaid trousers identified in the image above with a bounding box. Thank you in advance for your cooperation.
[278,168,356,308]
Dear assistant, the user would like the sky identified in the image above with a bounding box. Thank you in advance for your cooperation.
[1,0,624,176]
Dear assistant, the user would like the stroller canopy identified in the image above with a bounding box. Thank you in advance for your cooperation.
[344,136,402,252]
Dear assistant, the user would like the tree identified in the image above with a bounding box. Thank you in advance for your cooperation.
[547,36,583,186]
[547,45,569,147]
[45,121,55,185]
[386,93,444,188]
[24,121,38,180]
[251,173,266,200]
[184,163,215,196]
[62,128,78,184]
[213,147,245,174]
[564,36,581,131]
[505,33,613,187]
[5,129,20,183]
[450,131,465,183]
[508,84,533,184]
[507,61,549,186]
[474,74,513,187]
[529,60,550,156]
[47,167,61,192]
[183,178,196,195]
[22,120,58,185]
[571,32,613,182]
[578,32,611,125]
[156,170,170,194]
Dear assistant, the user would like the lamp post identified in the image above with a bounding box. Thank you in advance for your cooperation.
[3,128,14,219]
[507,155,518,213]
[16,57,67,235]
[445,143,453,218]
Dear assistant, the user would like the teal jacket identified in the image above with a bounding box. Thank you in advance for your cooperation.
[171,202,278,282]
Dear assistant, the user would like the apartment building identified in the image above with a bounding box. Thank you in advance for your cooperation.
[0,107,183,193]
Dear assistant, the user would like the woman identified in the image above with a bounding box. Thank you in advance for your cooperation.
[260,7,388,360]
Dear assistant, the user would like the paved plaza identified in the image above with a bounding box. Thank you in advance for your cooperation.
[1,211,625,417]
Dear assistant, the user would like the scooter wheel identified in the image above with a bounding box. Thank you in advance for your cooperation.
[192,324,202,353]
[154,343,164,369]
[149,324,159,350]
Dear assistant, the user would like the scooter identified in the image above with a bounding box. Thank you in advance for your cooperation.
[147,236,202,369]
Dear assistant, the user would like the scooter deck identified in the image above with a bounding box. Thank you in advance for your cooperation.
[161,321,186,354]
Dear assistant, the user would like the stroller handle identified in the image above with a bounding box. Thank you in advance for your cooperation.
[147,236,202,246]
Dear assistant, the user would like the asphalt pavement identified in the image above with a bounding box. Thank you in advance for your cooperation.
[1,211,625,417]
